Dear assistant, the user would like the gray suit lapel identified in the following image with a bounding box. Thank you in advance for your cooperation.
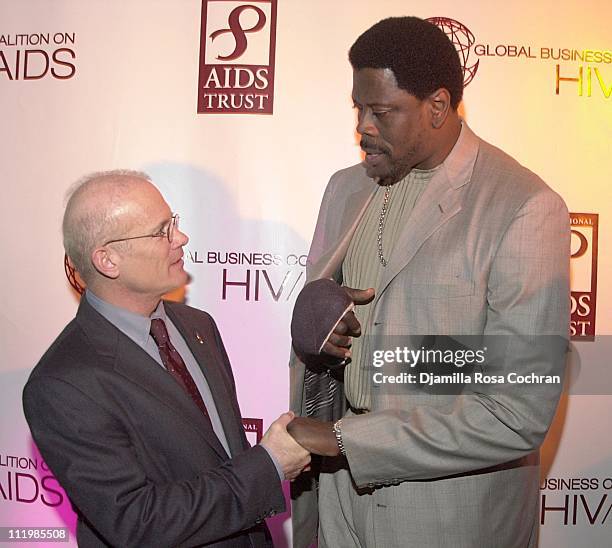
[308,172,377,282]
[376,123,480,302]
[377,170,464,300]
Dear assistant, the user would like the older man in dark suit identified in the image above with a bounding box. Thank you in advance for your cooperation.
[23,170,309,547]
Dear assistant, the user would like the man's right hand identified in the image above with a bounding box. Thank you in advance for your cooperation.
[320,286,375,360]
[260,412,311,481]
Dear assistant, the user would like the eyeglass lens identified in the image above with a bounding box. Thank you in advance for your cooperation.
[168,215,179,242]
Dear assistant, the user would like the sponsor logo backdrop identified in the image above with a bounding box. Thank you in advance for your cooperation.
[1,1,610,546]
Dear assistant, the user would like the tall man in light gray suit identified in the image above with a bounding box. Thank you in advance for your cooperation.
[287,17,570,548]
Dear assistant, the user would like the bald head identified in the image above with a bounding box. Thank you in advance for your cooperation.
[62,170,154,282]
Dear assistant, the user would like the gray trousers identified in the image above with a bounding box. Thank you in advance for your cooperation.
[317,460,539,548]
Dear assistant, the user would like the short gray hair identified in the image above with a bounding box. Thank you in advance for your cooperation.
[62,169,151,282]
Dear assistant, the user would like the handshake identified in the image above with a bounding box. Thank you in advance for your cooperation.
[259,412,342,481]
[260,283,375,480]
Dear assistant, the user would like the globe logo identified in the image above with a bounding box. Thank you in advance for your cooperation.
[426,17,480,87]
[64,254,85,295]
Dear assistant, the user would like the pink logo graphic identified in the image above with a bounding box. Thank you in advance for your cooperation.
[210,5,267,61]
[198,0,277,114]
[570,213,598,340]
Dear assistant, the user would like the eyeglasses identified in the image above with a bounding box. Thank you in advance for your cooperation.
[103,214,180,246]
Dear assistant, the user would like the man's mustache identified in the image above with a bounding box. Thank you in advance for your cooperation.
[360,139,389,154]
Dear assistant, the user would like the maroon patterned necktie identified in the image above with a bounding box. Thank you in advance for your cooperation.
[150,318,211,420]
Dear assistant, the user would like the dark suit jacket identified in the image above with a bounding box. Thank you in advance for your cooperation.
[23,297,285,547]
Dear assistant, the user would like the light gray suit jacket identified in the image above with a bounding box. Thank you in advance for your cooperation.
[290,123,570,548]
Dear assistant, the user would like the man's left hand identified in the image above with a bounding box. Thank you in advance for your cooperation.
[287,417,340,457]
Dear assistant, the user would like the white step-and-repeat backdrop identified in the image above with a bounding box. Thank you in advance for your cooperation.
[1,1,610,546]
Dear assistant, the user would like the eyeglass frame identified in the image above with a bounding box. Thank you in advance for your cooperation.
[102,214,180,246]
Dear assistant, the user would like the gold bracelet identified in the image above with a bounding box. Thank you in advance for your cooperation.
[332,419,346,456]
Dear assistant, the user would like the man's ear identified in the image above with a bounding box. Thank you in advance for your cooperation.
[428,88,452,129]
[91,247,120,279]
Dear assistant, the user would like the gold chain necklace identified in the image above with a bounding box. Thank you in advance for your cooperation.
[376,185,391,267]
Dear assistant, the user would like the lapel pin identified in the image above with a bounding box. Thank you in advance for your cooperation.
[195,331,205,344]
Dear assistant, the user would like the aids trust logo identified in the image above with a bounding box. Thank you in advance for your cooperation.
[426,17,480,87]
[198,0,278,114]
[570,213,599,340]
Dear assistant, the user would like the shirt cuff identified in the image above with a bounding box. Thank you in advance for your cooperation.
[260,444,284,480]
